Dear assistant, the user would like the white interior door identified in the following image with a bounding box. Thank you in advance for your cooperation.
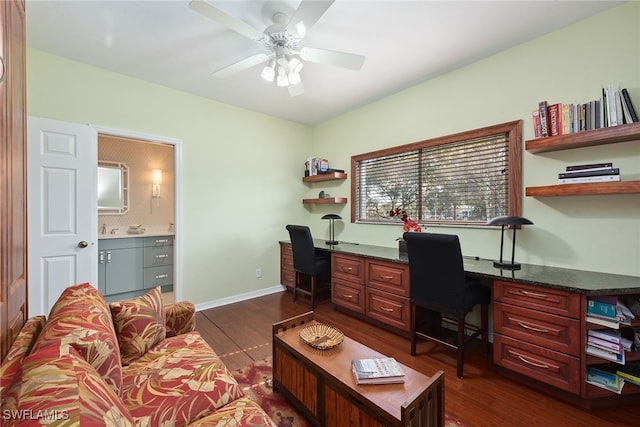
[27,116,97,316]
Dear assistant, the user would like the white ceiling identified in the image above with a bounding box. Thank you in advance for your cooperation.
[26,0,623,125]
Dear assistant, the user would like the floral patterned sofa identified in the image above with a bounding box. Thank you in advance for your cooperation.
[0,283,275,426]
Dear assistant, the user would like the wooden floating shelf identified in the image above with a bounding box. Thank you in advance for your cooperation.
[525,122,640,153]
[526,181,640,197]
[302,172,347,182]
[302,197,348,205]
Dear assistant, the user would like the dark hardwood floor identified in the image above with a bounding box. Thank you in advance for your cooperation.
[197,291,638,426]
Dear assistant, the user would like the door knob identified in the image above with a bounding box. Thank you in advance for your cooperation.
[78,240,89,248]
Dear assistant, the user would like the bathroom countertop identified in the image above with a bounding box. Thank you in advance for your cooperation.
[99,226,174,239]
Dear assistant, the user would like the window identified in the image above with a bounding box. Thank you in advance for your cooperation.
[351,120,522,226]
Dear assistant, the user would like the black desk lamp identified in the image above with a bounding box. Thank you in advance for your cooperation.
[321,214,342,245]
[487,215,533,270]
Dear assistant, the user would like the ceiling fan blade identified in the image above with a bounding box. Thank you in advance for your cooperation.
[287,0,335,38]
[212,53,268,78]
[300,47,365,70]
[288,81,304,97]
[189,0,264,40]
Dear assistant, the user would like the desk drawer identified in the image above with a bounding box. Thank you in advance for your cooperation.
[494,280,580,319]
[332,279,365,313]
[494,302,581,356]
[366,288,410,331]
[365,260,409,297]
[281,268,295,288]
[494,334,580,394]
[281,250,294,271]
[332,254,364,285]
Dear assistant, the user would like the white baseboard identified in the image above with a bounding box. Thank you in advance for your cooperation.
[194,285,286,312]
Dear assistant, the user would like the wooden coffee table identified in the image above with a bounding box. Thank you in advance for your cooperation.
[272,312,444,427]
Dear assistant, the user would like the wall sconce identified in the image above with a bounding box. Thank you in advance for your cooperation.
[321,214,342,245]
[487,215,533,270]
[152,169,162,206]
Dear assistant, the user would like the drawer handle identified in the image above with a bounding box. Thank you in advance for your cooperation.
[517,355,549,369]
[517,322,549,334]
[518,290,549,299]
[155,239,169,243]
[156,254,169,259]
[342,267,353,272]
[379,275,393,281]
[155,274,169,279]
[342,294,353,299]
[380,306,394,313]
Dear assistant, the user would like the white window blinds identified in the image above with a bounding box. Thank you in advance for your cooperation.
[353,121,522,226]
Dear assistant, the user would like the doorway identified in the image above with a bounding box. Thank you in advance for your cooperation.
[94,125,182,304]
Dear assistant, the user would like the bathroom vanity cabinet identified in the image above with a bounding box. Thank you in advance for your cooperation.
[98,235,173,301]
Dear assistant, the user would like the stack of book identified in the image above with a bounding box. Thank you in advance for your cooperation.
[587,366,625,394]
[586,296,635,329]
[351,357,405,385]
[586,329,628,364]
[585,296,634,364]
[533,84,638,138]
[558,163,620,184]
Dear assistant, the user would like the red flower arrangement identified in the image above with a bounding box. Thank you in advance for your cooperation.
[390,207,422,232]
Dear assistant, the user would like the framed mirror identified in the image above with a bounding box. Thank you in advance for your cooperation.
[98,161,129,214]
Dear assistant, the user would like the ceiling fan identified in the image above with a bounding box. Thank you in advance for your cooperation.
[189,0,365,97]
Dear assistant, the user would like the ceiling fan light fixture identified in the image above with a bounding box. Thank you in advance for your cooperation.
[294,22,307,38]
[260,58,276,82]
[288,56,303,74]
[288,71,301,85]
[276,65,289,87]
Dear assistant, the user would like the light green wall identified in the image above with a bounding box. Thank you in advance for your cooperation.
[27,49,311,304]
[27,2,640,309]
[310,2,640,276]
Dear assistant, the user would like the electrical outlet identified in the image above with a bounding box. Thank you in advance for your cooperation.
[255,268,262,278]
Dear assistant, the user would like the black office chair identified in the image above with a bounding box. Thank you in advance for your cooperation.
[285,225,331,309]
[403,232,490,378]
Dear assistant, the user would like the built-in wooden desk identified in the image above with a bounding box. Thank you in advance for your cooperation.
[279,239,640,409]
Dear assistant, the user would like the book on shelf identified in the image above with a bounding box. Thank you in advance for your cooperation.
[558,168,620,180]
[565,163,613,172]
[601,87,608,128]
[621,88,638,123]
[548,103,562,136]
[351,357,405,385]
[586,315,622,329]
[587,335,622,353]
[532,109,542,138]
[587,296,618,319]
[587,366,625,394]
[562,103,572,134]
[606,84,619,127]
[617,361,640,387]
[558,174,620,184]
[586,344,625,364]
[615,88,624,126]
[617,300,636,322]
[538,101,549,137]
[587,328,622,344]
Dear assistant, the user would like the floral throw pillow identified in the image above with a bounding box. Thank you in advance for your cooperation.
[110,287,166,365]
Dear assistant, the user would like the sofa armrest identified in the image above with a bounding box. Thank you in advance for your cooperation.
[165,301,196,337]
